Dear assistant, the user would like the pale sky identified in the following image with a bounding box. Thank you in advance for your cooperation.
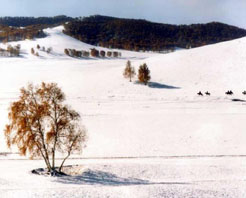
[0,0,246,28]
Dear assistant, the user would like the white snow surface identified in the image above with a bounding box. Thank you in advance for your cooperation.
[0,26,246,197]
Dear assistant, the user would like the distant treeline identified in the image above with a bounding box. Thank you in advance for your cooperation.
[63,15,246,51]
[0,16,74,43]
[0,24,46,42]
[0,15,73,27]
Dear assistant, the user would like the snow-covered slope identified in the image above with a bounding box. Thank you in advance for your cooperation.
[1,26,246,158]
[1,25,246,198]
[145,37,246,95]
[0,26,153,60]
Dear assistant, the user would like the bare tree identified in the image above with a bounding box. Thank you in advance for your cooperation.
[7,45,20,57]
[5,82,87,175]
[90,48,99,57]
[113,51,118,58]
[123,60,135,82]
[100,50,106,57]
[47,47,52,54]
[138,63,151,85]
[82,50,89,57]
[64,48,69,56]
[107,51,112,57]
[31,48,35,55]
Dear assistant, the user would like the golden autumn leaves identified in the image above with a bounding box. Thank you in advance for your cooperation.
[4,82,87,174]
[123,60,151,85]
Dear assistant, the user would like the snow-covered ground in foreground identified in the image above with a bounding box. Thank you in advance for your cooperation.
[1,157,246,198]
[1,26,246,197]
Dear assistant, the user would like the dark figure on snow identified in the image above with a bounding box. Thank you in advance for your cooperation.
[225,90,233,95]
[205,91,210,96]
[197,91,203,96]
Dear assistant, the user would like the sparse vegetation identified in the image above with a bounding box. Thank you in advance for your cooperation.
[0,44,21,57]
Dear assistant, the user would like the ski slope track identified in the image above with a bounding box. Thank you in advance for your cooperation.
[0,26,246,197]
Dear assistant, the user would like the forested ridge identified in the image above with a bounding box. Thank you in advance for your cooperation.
[0,15,73,42]
[0,15,73,27]
[63,15,246,51]
[0,15,246,51]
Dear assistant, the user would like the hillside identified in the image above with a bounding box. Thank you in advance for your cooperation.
[1,26,246,156]
[0,16,73,43]
[1,25,246,197]
[63,15,246,51]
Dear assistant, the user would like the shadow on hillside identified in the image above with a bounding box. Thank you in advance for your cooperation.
[55,169,189,186]
[148,82,180,89]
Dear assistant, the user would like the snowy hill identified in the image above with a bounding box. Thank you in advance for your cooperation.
[145,37,246,95]
[1,26,246,157]
[1,25,246,198]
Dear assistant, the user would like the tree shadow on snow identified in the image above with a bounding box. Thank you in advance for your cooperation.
[134,81,180,89]
[148,82,180,89]
[55,169,190,186]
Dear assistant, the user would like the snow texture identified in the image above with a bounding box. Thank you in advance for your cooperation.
[0,26,246,197]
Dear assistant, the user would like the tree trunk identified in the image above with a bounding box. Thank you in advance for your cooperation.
[52,149,55,170]
[59,152,70,173]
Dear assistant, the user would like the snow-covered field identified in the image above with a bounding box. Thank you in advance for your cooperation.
[1,26,246,197]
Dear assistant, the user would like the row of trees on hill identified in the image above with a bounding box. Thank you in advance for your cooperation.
[0,24,46,43]
[0,16,73,43]
[0,44,21,57]
[64,48,122,58]
[124,60,151,85]
[63,15,246,51]
[31,45,52,56]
